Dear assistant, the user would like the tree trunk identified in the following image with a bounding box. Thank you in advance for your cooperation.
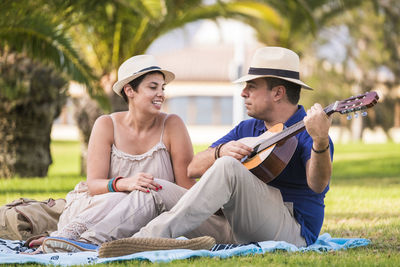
[72,94,103,176]
[0,53,66,178]
[0,102,59,177]
[351,113,363,141]
[72,71,128,176]
[394,96,400,128]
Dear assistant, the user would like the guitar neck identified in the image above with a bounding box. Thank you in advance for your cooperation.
[252,91,379,155]
[259,104,336,149]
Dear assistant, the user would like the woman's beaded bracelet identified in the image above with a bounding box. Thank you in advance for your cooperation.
[112,176,123,192]
[107,176,123,192]
[107,178,115,192]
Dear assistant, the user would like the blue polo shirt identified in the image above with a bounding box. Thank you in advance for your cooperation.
[210,105,334,246]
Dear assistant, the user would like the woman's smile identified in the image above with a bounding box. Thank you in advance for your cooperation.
[152,99,163,109]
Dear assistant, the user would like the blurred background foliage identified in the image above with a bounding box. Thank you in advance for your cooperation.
[1,0,399,178]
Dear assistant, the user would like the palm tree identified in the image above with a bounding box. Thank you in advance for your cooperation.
[0,0,101,177]
[0,53,67,178]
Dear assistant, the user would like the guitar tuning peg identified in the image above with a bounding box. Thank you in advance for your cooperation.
[354,112,359,118]
[347,114,352,120]
[361,111,368,117]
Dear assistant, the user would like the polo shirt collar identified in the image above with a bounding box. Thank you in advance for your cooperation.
[284,105,306,127]
[254,119,266,132]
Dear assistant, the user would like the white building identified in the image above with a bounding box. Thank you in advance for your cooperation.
[155,43,261,144]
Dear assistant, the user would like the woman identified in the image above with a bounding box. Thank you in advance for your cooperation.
[30,55,195,252]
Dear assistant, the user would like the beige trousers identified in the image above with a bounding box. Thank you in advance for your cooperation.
[133,156,306,247]
[80,179,183,244]
[80,178,233,245]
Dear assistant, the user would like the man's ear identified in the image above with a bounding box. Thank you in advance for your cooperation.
[273,85,286,101]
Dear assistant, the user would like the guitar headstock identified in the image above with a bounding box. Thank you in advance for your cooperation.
[325,91,379,118]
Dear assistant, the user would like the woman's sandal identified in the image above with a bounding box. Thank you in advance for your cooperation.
[42,237,98,253]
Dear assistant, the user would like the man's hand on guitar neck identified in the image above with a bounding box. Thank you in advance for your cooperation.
[304,103,332,149]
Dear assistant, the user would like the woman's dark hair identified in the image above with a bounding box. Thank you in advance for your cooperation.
[265,77,301,105]
[120,70,165,103]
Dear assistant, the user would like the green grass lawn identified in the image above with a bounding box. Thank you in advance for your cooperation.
[1,141,399,266]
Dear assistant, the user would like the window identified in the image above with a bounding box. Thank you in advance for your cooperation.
[167,97,189,124]
[165,96,234,125]
[195,96,213,125]
[220,96,233,125]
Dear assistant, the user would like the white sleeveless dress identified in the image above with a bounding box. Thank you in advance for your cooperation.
[51,113,181,240]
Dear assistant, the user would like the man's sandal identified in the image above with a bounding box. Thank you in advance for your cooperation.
[98,236,216,258]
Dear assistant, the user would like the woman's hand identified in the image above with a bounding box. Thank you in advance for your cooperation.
[116,172,162,193]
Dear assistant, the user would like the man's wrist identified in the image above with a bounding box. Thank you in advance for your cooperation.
[312,138,329,150]
[312,142,330,154]
[311,136,329,154]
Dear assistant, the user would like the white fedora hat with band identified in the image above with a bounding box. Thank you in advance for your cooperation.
[234,47,312,90]
[113,55,175,96]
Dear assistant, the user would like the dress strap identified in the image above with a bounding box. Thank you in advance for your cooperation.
[160,114,170,142]
[109,114,117,145]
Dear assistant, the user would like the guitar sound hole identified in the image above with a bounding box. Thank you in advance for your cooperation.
[249,145,260,158]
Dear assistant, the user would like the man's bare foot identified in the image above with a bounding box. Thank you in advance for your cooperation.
[20,245,43,255]
[28,236,46,248]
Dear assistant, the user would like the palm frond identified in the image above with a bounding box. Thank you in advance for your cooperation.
[123,0,166,23]
[142,0,167,19]
[0,9,107,104]
[224,1,281,28]
[162,1,281,33]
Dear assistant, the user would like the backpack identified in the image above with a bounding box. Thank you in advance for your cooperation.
[0,198,66,240]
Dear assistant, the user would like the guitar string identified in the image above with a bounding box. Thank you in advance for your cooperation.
[254,104,334,153]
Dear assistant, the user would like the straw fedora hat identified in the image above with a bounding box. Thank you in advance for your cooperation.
[113,55,175,96]
[234,47,312,90]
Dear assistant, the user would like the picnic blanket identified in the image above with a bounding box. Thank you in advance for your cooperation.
[0,233,370,265]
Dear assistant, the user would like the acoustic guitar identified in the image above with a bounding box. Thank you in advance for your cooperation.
[239,91,379,184]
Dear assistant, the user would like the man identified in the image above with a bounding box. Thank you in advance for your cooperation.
[50,47,334,256]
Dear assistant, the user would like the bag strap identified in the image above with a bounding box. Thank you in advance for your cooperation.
[5,198,37,207]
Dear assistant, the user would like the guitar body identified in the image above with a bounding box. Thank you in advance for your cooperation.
[239,123,298,184]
